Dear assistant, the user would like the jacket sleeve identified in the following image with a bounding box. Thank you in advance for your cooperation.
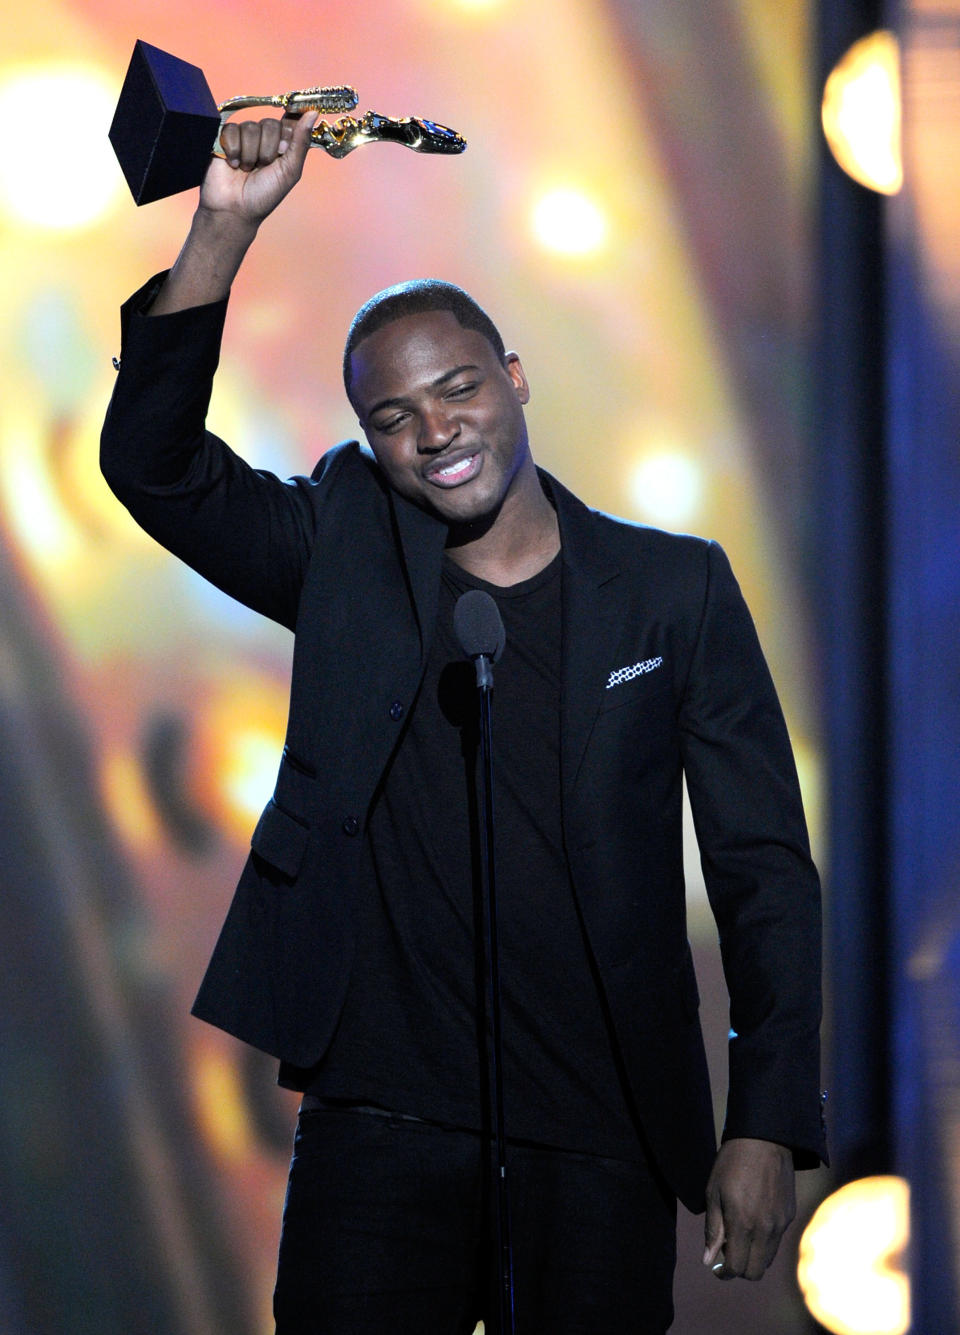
[678,540,826,1167]
[100,274,325,631]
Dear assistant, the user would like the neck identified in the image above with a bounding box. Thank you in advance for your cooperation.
[444,463,560,586]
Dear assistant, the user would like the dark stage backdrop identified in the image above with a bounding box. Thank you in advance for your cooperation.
[817,3,960,1332]
[0,3,830,1331]
[887,8,960,1330]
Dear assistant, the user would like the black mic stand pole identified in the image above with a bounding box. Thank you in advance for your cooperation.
[474,647,516,1335]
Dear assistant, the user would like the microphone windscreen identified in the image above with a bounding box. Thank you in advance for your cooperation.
[454,590,506,663]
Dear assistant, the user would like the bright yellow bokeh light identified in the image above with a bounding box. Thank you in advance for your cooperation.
[798,1175,910,1335]
[192,1043,254,1164]
[531,187,609,257]
[220,728,286,826]
[101,749,163,851]
[1,431,79,565]
[0,63,124,229]
[822,31,902,194]
[420,0,504,15]
[195,678,288,841]
[629,452,704,526]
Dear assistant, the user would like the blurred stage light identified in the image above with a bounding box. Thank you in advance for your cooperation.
[193,1043,254,1163]
[822,31,902,194]
[791,736,823,848]
[797,1175,910,1335]
[1,422,77,565]
[220,728,284,825]
[532,187,608,257]
[629,451,703,526]
[0,63,123,229]
[102,749,163,851]
[196,681,287,841]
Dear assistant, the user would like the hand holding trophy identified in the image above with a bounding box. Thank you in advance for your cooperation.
[110,40,466,206]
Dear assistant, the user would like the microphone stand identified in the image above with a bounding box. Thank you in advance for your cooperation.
[473,649,516,1335]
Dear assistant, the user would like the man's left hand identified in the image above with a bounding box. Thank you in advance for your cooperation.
[702,1137,796,1281]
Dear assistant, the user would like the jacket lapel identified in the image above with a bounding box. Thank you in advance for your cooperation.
[541,471,624,806]
[388,484,448,663]
[389,464,625,803]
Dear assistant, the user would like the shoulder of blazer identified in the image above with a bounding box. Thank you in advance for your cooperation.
[539,464,716,597]
[301,439,399,532]
[304,438,445,551]
[309,438,383,490]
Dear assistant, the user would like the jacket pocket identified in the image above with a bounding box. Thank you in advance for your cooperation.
[250,798,310,879]
[599,672,672,715]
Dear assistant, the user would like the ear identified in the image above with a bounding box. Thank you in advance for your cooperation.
[504,351,530,404]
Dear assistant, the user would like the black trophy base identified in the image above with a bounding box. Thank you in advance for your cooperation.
[110,40,220,205]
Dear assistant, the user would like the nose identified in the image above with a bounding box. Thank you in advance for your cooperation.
[418,404,459,454]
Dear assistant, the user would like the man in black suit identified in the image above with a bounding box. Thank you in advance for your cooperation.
[102,112,826,1333]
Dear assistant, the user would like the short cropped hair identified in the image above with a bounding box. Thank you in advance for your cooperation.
[343,279,506,405]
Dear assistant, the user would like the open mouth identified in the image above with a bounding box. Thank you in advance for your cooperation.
[425,452,481,488]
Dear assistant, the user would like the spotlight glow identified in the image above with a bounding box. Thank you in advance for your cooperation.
[194,678,288,842]
[822,31,902,194]
[101,750,162,850]
[629,452,704,526]
[0,64,124,229]
[192,1043,254,1163]
[798,1176,910,1335]
[220,728,284,826]
[531,187,609,257]
[1,420,79,566]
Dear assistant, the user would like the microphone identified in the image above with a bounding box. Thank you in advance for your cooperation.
[453,587,514,1331]
[454,590,505,688]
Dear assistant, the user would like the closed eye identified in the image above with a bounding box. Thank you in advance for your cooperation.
[373,412,410,434]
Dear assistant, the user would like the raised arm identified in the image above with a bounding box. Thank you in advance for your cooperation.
[151,109,319,314]
[101,111,331,630]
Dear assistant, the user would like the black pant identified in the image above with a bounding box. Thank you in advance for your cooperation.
[274,1105,676,1334]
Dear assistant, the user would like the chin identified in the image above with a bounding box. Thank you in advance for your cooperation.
[432,490,502,528]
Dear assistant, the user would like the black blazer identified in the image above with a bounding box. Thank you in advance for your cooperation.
[102,282,826,1211]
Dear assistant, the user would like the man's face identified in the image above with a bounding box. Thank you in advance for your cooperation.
[349,310,532,528]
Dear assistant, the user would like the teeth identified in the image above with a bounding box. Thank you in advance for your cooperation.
[438,456,471,477]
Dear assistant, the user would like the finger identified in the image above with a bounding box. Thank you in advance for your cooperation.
[712,1258,738,1282]
[717,1220,752,1279]
[702,1202,725,1268]
[751,1218,788,1279]
[219,121,241,167]
[740,1232,777,1282]
[238,120,268,171]
[257,117,283,165]
[281,109,319,167]
[742,1250,768,1282]
[716,1210,789,1280]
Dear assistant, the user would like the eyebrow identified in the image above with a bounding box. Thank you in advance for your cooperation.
[366,364,482,420]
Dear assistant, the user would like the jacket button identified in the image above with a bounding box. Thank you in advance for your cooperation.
[341,816,360,837]
[389,700,405,721]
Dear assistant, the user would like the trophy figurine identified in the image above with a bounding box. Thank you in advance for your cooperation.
[110,40,466,206]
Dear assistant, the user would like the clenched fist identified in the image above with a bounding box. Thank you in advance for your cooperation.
[200,110,320,224]
[149,110,319,316]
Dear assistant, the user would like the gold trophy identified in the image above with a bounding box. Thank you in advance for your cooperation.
[215,87,466,161]
[110,40,466,205]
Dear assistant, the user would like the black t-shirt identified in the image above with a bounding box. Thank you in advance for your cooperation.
[281,551,643,1160]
